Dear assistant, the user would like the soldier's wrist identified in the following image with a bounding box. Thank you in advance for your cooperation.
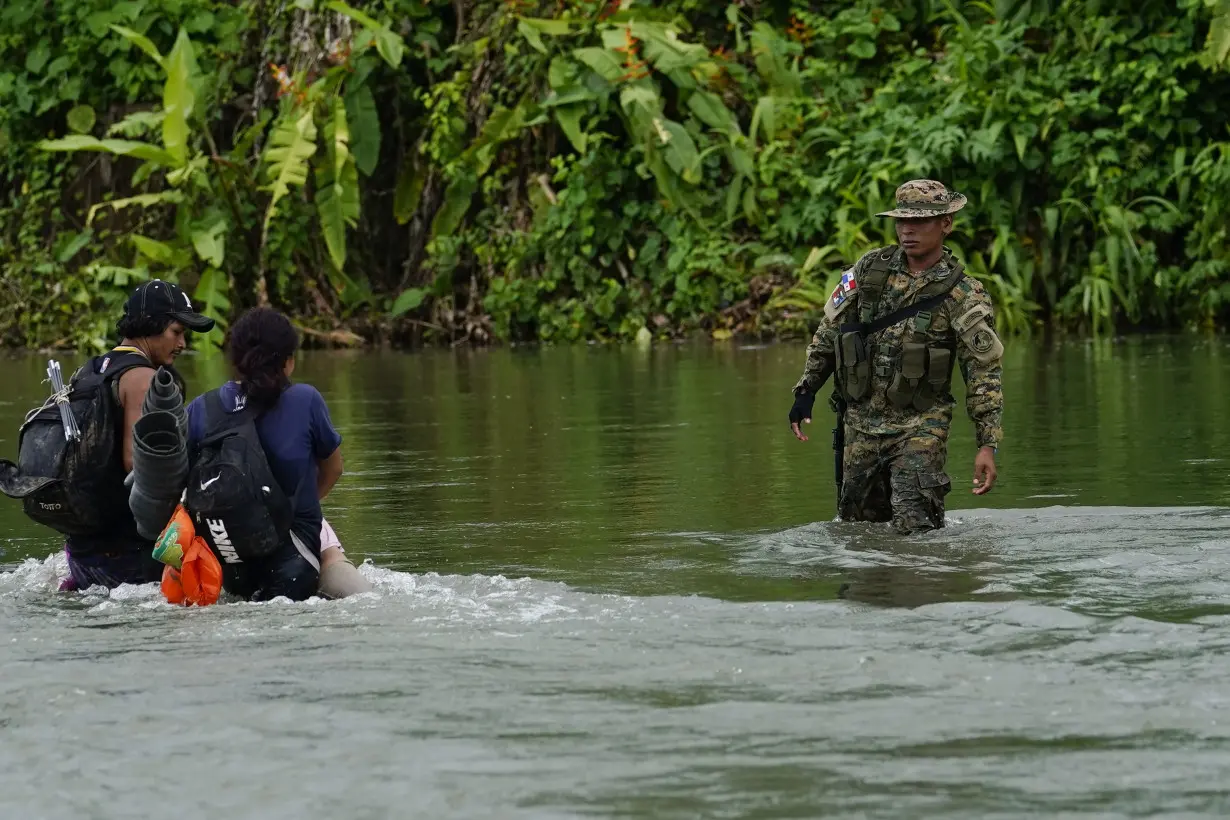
[979,443,998,455]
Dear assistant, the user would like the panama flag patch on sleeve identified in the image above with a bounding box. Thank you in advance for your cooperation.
[830,269,857,307]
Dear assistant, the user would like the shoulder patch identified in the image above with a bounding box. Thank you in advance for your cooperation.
[954,299,1003,365]
[823,268,859,321]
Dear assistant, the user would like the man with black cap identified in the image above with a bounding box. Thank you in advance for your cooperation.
[61,280,215,588]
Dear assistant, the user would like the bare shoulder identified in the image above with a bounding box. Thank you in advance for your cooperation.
[116,366,155,408]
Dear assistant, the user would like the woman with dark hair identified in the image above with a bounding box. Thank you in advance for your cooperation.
[183,307,364,601]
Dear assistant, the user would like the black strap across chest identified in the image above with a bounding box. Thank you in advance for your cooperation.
[839,277,964,337]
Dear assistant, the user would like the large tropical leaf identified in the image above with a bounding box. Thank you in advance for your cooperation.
[518,18,576,53]
[431,174,477,239]
[130,235,179,265]
[193,265,231,338]
[345,85,381,176]
[325,2,404,67]
[555,103,588,153]
[390,287,426,317]
[574,47,624,84]
[324,0,381,29]
[519,18,576,35]
[687,91,738,134]
[657,120,700,183]
[86,191,184,224]
[373,28,405,68]
[628,22,708,74]
[190,213,228,268]
[1210,0,1230,67]
[393,159,427,225]
[316,99,360,271]
[108,24,165,68]
[38,135,176,166]
[749,96,777,147]
[162,29,199,165]
[261,109,318,230]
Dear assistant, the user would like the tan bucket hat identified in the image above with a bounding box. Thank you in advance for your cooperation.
[875,179,967,218]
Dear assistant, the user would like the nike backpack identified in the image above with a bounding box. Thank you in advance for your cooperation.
[184,389,293,564]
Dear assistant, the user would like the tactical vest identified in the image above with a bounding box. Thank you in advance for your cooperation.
[834,247,965,412]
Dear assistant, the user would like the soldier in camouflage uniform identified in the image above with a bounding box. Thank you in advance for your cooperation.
[788,180,1004,534]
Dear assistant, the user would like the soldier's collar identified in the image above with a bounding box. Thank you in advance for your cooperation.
[894,246,954,281]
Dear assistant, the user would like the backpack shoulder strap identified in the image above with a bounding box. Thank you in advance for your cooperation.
[197,388,256,446]
[71,349,153,399]
[193,386,300,504]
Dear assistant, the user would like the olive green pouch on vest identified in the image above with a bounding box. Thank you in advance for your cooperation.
[887,342,927,410]
[837,332,872,401]
[920,348,952,410]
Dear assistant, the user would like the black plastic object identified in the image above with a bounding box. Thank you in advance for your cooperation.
[128,367,189,540]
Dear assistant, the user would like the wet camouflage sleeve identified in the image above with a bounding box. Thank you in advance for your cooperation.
[792,316,836,395]
[954,281,1004,448]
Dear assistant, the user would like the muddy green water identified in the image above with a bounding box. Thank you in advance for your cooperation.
[2,337,1230,818]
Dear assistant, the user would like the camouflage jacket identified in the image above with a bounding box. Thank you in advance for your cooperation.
[792,246,1004,448]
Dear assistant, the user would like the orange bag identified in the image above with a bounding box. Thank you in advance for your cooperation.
[153,505,194,570]
[160,536,222,606]
[155,506,223,607]
[162,565,186,605]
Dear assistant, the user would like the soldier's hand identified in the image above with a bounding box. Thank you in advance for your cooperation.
[789,390,816,442]
[972,448,997,495]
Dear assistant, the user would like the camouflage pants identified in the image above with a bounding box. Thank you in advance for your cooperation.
[839,428,951,534]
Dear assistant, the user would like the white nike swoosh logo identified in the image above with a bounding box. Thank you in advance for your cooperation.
[199,475,221,491]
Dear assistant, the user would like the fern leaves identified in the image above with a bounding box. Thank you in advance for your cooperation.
[262,109,318,232]
[316,99,361,272]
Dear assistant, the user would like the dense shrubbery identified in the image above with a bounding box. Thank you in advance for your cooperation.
[1,0,1229,350]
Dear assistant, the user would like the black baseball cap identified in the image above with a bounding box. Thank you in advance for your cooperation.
[123,279,216,332]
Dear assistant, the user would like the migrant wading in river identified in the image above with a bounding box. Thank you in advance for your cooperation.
[176,306,371,602]
[0,285,370,602]
[0,281,208,588]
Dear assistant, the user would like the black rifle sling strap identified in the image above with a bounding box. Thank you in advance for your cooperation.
[838,273,965,339]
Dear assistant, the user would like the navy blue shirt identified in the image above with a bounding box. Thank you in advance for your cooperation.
[186,382,342,550]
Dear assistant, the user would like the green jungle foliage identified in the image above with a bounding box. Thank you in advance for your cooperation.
[1,0,1229,350]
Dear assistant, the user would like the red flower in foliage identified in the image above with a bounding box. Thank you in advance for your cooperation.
[613,26,649,81]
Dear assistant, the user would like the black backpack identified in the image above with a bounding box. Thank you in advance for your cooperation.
[185,389,293,564]
[0,351,150,536]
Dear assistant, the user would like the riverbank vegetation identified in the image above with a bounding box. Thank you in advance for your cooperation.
[2,0,1229,350]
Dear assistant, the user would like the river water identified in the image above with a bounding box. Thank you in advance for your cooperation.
[2,336,1229,818]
